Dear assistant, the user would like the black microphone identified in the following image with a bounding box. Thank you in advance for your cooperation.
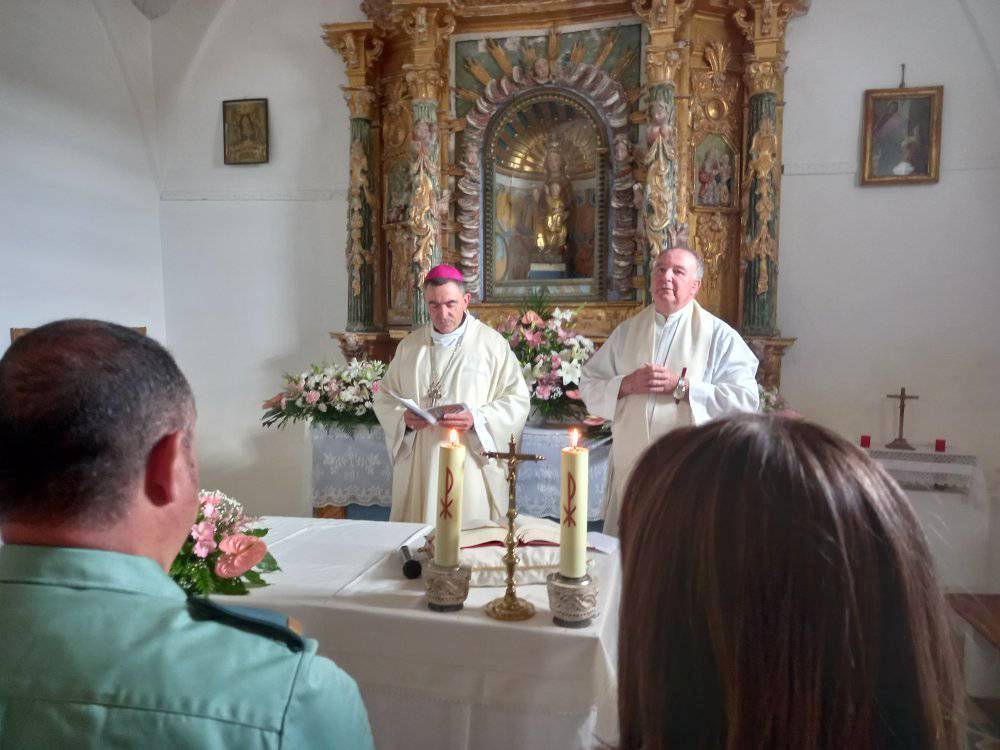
[399,544,422,579]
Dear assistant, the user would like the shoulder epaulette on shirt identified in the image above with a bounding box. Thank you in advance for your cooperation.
[187,597,305,652]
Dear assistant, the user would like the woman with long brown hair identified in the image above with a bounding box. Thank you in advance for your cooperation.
[617,414,962,749]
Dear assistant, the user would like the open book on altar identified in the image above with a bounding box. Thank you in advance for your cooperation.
[420,516,608,587]
[383,388,467,425]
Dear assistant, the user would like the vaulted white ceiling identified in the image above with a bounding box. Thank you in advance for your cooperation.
[130,0,179,20]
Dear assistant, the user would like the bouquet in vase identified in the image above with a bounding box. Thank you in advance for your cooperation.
[498,302,596,423]
[170,490,279,596]
[262,359,386,436]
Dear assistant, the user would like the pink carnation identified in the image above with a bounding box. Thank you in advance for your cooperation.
[215,535,268,578]
[565,389,582,400]
[304,390,321,405]
[523,329,544,348]
[535,383,553,400]
[191,520,217,558]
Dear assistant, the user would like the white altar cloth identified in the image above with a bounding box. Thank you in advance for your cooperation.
[222,517,620,750]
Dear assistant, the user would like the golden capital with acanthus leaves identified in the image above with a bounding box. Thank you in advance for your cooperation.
[746,57,784,93]
[342,86,377,119]
[645,47,683,86]
[322,23,383,85]
[392,3,455,54]
[404,64,443,102]
[633,0,694,30]
[732,0,810,43]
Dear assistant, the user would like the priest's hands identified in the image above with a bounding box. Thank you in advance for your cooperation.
[619,363,681,398]
[403,410,432,431]
[439,409,474,432]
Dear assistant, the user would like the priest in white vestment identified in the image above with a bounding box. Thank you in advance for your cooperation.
[579,247,759,535]
[373,264,530,524]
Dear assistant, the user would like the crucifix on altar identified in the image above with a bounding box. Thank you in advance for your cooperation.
[886,386,919,450]
[481,436,544,622]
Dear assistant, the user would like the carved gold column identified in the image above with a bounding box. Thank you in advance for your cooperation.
[393,2,455,327]
[324,23,384,332]
[633,0,694,302]
[733,0,808,387]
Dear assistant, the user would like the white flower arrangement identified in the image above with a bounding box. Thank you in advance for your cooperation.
[262,359,387,435]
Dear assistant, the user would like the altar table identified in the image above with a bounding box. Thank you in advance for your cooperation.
[311,424,610,520]
[221,516,621,750]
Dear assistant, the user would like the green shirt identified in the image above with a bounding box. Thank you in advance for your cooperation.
[0,545,374,749]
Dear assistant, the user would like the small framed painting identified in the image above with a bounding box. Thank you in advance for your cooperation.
[692,133,739,211]
[861,86,942,185]
[223,98,269,165]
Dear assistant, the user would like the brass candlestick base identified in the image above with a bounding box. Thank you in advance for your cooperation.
[482,435,544,623]
[484,592,536,621]
[425,561,471,612]
[547,572,599,628]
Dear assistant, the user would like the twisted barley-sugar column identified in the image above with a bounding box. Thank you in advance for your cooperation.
[740,58,782,337]
[635,0,693,302]
[396,4,454,328]
[346,89,378,331]
[324,23,383,331]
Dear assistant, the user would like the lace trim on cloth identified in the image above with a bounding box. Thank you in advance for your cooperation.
[866,448,987,504]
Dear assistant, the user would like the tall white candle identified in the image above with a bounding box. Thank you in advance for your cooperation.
[434,429,466,567]
[559,428,588,578]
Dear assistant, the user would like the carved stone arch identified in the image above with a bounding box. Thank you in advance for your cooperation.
[455,60,636,300]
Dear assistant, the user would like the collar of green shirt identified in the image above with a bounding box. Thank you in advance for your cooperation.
[0,544,185,601]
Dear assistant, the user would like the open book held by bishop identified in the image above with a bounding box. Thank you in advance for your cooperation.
[373,265,530,524]
[580,247,760,536]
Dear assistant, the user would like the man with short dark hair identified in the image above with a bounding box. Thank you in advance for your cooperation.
[0,320,373,748]
[580,247,760,535]
[373,264,530,524]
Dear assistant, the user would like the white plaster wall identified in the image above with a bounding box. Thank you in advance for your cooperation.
[0,0,165,350]
[780,0,1000,590]
[154,0,365,516]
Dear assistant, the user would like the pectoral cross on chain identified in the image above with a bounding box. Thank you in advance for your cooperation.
[886,386,919,450]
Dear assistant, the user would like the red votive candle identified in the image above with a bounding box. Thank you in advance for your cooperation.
[860,434,871,448]
[935,439,946,452]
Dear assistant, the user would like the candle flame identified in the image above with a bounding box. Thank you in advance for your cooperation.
[569,428,580,449]
[449,429,459,445]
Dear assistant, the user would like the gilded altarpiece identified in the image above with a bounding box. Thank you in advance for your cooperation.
[324,0,809,388]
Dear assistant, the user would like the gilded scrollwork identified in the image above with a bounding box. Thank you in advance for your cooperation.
[695,211,728,299]
[348,140,377,297]
[640,91,677,261]
[382,79,411,155]
[691,41,738,141]
[742,116,779,295]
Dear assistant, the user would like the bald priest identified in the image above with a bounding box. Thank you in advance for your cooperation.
[579,247,760,535]
[373,264,530,524]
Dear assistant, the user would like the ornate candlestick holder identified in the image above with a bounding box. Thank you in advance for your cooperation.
[481,435,544,622]
[546,572,599,628]
[424,560,471,612]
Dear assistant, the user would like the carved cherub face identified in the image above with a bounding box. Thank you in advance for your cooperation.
[533,58,550,80]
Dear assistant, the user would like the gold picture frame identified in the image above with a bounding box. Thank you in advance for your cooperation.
[861,86,942,186]
[223,98,269,165]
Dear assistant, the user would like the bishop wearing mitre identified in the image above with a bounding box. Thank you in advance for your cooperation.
[373,264,530,524]
[579,246,760,536]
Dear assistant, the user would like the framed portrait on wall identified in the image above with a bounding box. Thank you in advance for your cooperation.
[860,86,942,186]
[223,98,269,165]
